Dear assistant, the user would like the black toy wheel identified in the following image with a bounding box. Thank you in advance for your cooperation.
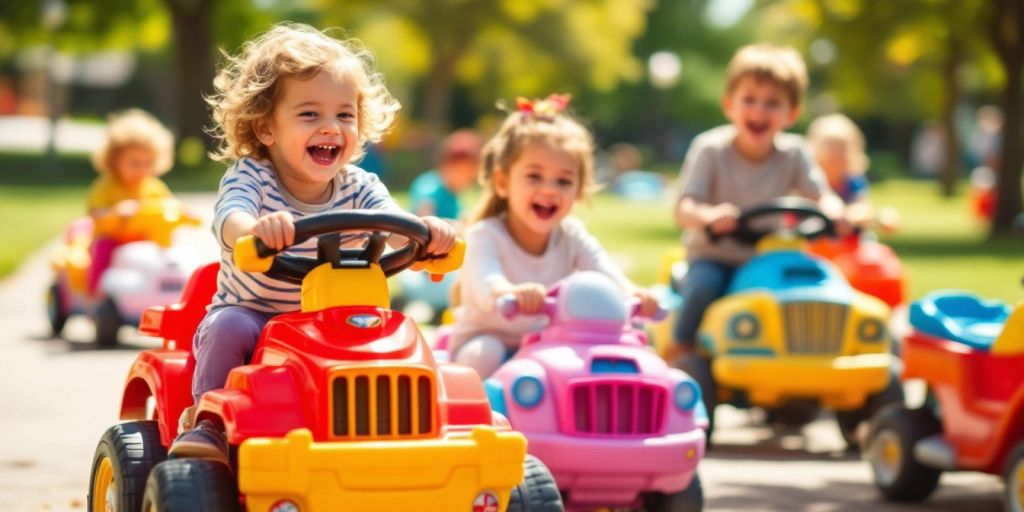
[88,420,167,512]
[141,459,240,512]
[507,454,563,512]
[645,473,704,512]
[46,281,68,336]
[1004,441,1024,512]
[865,404,942,502]
[675,354,716,440]
[836,372,904,451]
[95,297,123,348]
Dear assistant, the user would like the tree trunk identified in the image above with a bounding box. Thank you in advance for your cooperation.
[420,56,457,145]
[938,38,963,197]
[166,0,215,153]
[989,0,1024,236]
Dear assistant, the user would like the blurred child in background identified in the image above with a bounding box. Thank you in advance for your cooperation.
[408,128,482,221]
[808,113,897,230]
[86,109,175,294]
[450,94,659,378]
[671,44,846,359]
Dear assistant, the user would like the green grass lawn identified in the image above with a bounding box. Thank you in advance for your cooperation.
[1,150,1021,306]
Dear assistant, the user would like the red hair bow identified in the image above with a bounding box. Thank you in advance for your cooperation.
[515,93,571,118]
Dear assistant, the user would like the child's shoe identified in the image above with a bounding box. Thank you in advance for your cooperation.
[168,419,229,465]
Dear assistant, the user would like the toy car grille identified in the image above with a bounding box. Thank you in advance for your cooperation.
[782,301,848,354]
[567,380,666,436]
[330,370,436,440]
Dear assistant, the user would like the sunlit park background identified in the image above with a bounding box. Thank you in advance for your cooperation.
[0,0,1021,302]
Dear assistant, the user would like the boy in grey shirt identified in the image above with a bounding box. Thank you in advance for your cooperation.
[671,43,847,359]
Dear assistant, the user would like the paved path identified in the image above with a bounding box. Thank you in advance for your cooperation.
[0,192,1006,510]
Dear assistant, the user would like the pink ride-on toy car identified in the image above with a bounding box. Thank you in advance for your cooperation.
[485,271,707,511]
[47,197,201,347]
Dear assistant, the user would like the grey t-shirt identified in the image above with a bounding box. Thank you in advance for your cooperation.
[675,125,829,265]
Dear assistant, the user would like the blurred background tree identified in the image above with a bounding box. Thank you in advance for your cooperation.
[0,0,1020,235]
[764,0,1022,236]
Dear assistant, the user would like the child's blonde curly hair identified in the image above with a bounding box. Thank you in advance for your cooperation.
[91,109,174,177]
[472,95,598,222]
[206,22,400,164]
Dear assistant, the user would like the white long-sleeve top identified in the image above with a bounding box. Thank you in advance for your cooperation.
[450,215,634,354]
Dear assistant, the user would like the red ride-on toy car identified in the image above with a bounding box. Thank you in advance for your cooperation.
[865,290,1024,508]
[87,211,560,512]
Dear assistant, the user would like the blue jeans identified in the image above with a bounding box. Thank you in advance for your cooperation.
[673,260,738,349]
[192,306,275,403]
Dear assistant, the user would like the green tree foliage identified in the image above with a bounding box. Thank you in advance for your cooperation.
[315,0,654,138]
[764,0,1021,235]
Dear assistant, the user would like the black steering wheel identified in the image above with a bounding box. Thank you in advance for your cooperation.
[707,197,835,245]
[248,210,431,285]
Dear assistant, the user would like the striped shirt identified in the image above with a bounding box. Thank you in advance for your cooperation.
[211,157,400,313]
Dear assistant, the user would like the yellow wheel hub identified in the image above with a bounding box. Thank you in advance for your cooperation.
[869,429,903,487]
[92,456,116,512]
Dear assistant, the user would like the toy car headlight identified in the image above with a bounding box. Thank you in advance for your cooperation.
[727,312,760,341]
[673,380,702,412]
[858,318,886,342]
[511,376,544,408]
[269,499,300,512]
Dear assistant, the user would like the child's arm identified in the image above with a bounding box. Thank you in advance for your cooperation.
[461,223,547,314]
[816,191,850,235]
[677,197,740,235]
[221,210,295,250]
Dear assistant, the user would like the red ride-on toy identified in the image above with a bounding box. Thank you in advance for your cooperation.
[865,290,1024,508]
[87,211,560,512]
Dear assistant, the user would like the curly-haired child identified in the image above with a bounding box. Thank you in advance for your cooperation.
[169,22,455,461]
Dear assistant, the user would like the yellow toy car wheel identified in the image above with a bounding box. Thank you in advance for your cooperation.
[89,421,166,512]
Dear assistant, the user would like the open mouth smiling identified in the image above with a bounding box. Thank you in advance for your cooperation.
[307,144,340,165]
[745,121,770,136]
[532,203,558,220]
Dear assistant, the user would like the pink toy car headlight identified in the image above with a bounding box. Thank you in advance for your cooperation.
[674,380,701,411]
[512,375,544,408]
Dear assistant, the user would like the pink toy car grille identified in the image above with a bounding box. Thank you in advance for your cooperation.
[568,380,666,436]
[330,371,436,440]
[782,301,848,354]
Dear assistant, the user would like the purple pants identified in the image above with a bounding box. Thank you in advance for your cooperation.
[192,305,274,403]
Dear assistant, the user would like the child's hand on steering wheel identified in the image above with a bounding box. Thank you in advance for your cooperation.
[510,283,548,315]
[704,203,740,235]
[421,216,457,256]
[633,288,661,319]
[253,211,296,250]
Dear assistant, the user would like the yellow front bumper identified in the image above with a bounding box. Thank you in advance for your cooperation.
[714,353,894,409]
[239,426,526,512]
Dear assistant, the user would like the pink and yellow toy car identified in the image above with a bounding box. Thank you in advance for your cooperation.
[47,197,201,346]
[485,271,707,511]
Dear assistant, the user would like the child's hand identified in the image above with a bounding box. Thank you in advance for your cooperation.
[114,199,140,218]
[633,288,662,318]
[422,216,457,256]
[704,203,740,235]
[511,283,547,314]
[252,211,295,250]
